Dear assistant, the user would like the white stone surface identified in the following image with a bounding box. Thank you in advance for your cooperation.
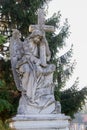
[9,114,70,130]
[10,9,59,115]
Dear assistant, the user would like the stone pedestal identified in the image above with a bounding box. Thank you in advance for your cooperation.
[9,114,70,130]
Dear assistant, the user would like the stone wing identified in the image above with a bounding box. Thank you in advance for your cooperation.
[10,38,22,91]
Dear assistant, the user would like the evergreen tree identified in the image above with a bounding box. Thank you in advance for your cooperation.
[0,0,87,121]
[46,12,87,117]
[0,0,51,36]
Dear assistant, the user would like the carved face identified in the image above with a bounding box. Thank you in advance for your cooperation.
[33,35,41,44]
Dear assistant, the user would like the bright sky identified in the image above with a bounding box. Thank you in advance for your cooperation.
[47,0,87,88]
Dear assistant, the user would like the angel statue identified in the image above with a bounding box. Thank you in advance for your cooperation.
[9,8,69,130]
[10,28,58,114]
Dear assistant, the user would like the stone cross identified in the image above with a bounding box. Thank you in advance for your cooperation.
[29,8,55,67]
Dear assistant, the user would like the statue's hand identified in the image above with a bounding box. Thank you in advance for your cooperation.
[43,64,56,75]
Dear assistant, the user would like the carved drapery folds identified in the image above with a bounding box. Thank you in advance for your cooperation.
[10,9,61,114]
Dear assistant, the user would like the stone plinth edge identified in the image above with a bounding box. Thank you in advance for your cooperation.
[9,114,70,130]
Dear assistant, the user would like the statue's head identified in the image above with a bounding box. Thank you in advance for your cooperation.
[29,30,43,44]
[12,29,21,39]
[30,30,43,38]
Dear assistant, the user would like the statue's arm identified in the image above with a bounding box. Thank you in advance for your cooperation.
[23,39,41,65]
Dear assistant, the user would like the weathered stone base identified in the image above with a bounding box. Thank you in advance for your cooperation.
[9,114,70,130]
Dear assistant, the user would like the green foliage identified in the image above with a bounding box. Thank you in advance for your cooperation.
[0,120,11,130]
[60,79,87,118]
[0,60,20,121]
[46,12,70,59]
[46,13,72,89]
[1,0,51,36]
[0,99,12,113]
[0,35,7,45]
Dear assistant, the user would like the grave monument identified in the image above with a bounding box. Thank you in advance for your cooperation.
[9,8,70,130]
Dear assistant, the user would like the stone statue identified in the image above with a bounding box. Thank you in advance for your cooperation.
[9,9,70,130]
[10,9,60,115]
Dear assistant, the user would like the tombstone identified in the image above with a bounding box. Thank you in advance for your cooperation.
[9,8,70,130]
